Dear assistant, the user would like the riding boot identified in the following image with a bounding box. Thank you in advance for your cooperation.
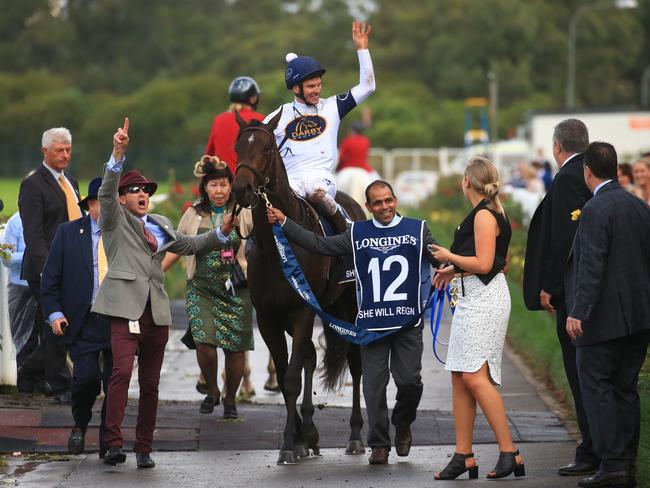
[327,209,348,235]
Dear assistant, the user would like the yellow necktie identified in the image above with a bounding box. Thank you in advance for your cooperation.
[98,235,108,284]
[58,174,82,220]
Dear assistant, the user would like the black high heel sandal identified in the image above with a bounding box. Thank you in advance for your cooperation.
[434,452,478,480]
[486,449,525,479]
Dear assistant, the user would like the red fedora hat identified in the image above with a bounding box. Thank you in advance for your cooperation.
[118,170,158,196]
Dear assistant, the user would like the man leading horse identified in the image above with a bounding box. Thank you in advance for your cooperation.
[263,20,375,234]
[267,180,440,465]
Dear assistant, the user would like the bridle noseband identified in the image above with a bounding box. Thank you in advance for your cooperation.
[235,125,278,193]
[232,124,278,238]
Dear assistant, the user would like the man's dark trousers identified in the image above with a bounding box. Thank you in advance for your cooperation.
[69,311,112,449]
[577,331,650,473]
[555,298,598,466]
[18,279,71,393]
[361,325,423,449]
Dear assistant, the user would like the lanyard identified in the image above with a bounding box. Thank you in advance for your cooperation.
[430,286,455,364]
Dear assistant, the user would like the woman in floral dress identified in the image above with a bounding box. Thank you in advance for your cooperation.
[163,156,253,419]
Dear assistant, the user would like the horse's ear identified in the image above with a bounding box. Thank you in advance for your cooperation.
[234,109,247,129]
[266,107,283,131]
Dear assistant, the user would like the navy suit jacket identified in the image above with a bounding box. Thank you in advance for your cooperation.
[41,215,110,349]
[565,181,650,346]
[523,154,592,310]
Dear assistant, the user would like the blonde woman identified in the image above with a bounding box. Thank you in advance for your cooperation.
[163,156,253,419]
[430,157,524,480]
[632,157,650,204]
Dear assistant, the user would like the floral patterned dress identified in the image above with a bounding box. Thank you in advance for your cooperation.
[185,207,253,351]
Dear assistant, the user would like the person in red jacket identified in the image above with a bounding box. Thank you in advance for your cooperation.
[336,122,379,208]
[202,76,281,396]
[337,122,375,174]
[204,76,265,174]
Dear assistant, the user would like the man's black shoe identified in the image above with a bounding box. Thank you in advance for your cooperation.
[577,469,636,487]
[136,452,155,469]
[104,447,126,466]
[36,379,55,396]
[67,428,85,454]
[558,461,599,476]
[54,390,72,405]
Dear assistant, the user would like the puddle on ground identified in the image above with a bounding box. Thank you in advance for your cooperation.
[0,454,71,483]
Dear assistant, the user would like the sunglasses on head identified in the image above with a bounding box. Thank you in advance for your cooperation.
[124,184,151,195]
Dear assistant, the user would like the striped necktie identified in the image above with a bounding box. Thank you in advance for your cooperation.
[58,174,82,220]
[141,221,158,253]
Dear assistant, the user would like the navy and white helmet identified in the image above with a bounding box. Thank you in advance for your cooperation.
[284,53,326,89]
[228,76,261,103]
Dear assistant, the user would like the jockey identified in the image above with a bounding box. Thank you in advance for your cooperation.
[264,20,375,232]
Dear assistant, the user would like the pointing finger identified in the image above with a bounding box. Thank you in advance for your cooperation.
[123,117,129,134]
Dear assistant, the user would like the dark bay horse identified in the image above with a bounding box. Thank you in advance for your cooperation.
[232,110,365,465]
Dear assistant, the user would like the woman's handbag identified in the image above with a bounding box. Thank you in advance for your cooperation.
[231,261,247,289]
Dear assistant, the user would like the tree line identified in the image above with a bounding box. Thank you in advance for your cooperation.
[0,0,648,178]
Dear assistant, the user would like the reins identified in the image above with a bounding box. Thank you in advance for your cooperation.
[233,125,278,240]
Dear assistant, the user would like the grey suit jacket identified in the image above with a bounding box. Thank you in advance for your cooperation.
[91,163,219,325]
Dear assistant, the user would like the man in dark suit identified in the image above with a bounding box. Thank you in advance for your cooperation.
[41,177,112,458]
[18,127,82,401]
[565,142,650,488]
[522,118,597,476]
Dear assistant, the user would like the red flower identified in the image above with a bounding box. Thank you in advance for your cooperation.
[182,201,193,213]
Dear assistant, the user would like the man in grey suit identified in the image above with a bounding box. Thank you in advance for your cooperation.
[92,118,237,468]
[565,142,650,488]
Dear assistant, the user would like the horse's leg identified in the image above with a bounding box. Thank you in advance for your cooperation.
[346,344,365,454]
[300,339,320,456]
[278,309,314,464]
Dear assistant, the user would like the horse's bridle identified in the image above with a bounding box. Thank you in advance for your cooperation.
[232,124,278,238]
[235,125,278,192]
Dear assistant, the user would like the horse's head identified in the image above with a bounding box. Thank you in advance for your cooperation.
[232,109,283,208]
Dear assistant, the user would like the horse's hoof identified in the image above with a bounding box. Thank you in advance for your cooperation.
[277,450,299,465]
[293,444,309,459]
[345,440,365,455]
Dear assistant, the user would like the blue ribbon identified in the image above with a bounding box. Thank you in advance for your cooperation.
[271,222,431,346]
[429,286,455,364]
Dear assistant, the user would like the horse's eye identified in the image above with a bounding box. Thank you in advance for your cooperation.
[264,145,272,152]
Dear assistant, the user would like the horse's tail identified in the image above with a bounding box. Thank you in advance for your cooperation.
[319,323,350,391]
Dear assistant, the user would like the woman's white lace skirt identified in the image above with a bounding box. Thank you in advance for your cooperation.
[444,273,511,385]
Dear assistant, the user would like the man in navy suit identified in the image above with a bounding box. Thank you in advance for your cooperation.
[523,119,597,476]
[41,177,112,457]
[566,142,650,488]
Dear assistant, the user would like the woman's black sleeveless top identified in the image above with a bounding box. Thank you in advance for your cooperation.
[450,199,511,285]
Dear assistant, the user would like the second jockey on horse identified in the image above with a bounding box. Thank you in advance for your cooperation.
[263,20,375,233]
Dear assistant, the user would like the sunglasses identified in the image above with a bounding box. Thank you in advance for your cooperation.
[124,184,151,195]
